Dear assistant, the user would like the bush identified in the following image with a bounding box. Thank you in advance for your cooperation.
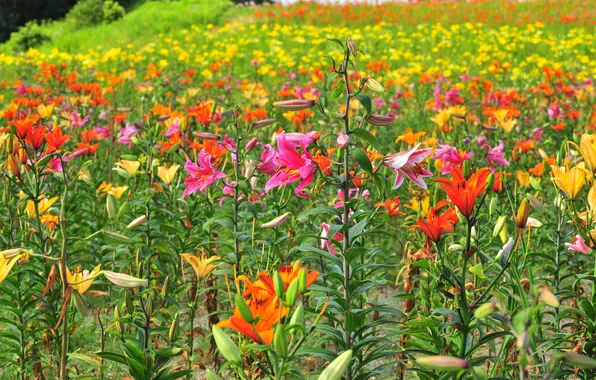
[67,0,125,28]
[9,20,51,51]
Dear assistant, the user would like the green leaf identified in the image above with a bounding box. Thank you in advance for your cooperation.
[353,148,373,174]
[327,38,345,51]
[68,353,102,367]
[97,352,127,365]
[297,206,341,223]
[350,128,380,150]
[355,94,372,115]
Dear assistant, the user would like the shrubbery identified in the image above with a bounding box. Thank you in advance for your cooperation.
[67,0,125,28]
[9,20,51,51]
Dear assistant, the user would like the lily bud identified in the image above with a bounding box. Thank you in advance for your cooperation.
[251,118,276,129]
[540,285,560,308]
[273,271,285,299]
[125,291,134,315]
[298,268,307,294]
[285,278,299,307]
[337,131,350,148]
[273,99,315,111]
[8,154,20,177]
[366,114,395,127]
[496,236,515,265]
[346,38,357,56]
[262,212,291,229]
[205,369,225,380]
[126,215,147,229]
[416,356,470,372]
[103,271,148,288]
[106,194,117,219]
[493,216,507,237]
[212,326,242,366]
[161,276,169,298]
[273,325,288,358]
[462,160,471,179]
[145,295,154,316]
[516,198,530,229]
[486,173,495,191]
[561,353,596,369]
[474,302,496,319]
[318,350,353,380]
[235,293,253,323]
[245,137,258,152]
[290,304,305,327]
[169,312,180,342]
[489,196,497,216]
[193,132,220,141]
[114,306,124,334]
[366,77,385,93]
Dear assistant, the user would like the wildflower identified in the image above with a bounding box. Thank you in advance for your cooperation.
[62,265,101,294]
[44,126,71,153]
[565,235,592,254]
[182,149,226,198]
[117,160,141,176]
[185,100,214,124]
[181,252,219,280]
[256,143,277,175]
[434,141,473,174]
[435,167,491,216]
[482,140,509,171]
[118,122,139,145]
[262,212,291,229]
[157,164,180,185]
[375,196,405,216]
[337,132,350,148]
[396,128,426,145]
[321,222,343,255]
[409,207,458,243]
[550,165,586,200]
[0,250,26,283]
[265,132,318,198]
[107,185,128,199]
[70,112,90,128]
[492,109,517,132]
[383,144,433,189]
[579,133,596,173]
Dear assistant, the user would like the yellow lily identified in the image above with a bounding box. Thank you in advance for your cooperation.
[24,196,59,219]
[181,252,219,280]
[117,160,141,176]
[157,164,180,185]
[0,250,26,283]
[107,185,129,199]
[550,165,586,200]
[580,133,596,173]
[62,264,101,294]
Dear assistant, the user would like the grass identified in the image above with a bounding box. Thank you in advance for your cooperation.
[1,0,236,54]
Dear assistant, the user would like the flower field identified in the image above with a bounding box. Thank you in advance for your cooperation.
[1,0,596,379]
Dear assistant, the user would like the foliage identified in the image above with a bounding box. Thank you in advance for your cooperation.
[8,20,51,51]
[67,0,125,29]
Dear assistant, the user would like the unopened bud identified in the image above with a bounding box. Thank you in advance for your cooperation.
[262,212,291,229]
[561,353,596,369]
[346,38,357,56]
[193,132,220,141]
[366,77,385,93]
[273,271,285,299]
[318,350,353,380]
[489,196,497,216]
[474,302,496,319]
[114,306,124,334]
[251,118,276,129]
[169,312,180,342]
[8,154,20,177]
[540,285,560,308]
[125,291,134,315]
[462,160,471,179]
[245,137,258,152]
[298,268,307,293]
[366,114,395,127]
[273,99,315,111]
[290,304,305,327]
[285,278,299,307]
[161,276,169,298]
[273,325,288,358]
[103,271,148,288]
[126,215,147,229]
[106,194,116,219]
[486,173,495,191]
[493,216,507,237]
[235,293,253,323]
[416,356,470,372]
[516,198,531,229]
[212,326,242,365]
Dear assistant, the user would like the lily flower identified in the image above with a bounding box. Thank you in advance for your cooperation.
[375,196,405,216]
[182,149,226,198]
[0,250,27,283]
[181,252,219,280]
[265,132,318,198]
[579,133,596,173]
[409,207,458,242]
[482,140,509,171]
[62,265,101,294]
[550,165,586,200]
[435,167,491,217]
[565,235,592,254]
[383,144,433,189]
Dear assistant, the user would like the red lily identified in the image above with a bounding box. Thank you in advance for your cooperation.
[435,167,491,217]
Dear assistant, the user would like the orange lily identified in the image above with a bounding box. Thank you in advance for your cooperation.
[435,167,491,217]
[409,207,458,242]
[375,196,405,216]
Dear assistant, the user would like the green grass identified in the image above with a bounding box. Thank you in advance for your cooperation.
[1,0,236,54]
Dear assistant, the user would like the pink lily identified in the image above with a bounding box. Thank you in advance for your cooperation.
[118,122,139,145]
[71,112,90,128]
[182,149,226,198]
[482,140,509,171]
[434,140,473,174]
[256,143,276,175]
[383,144,433,189]
[320,222,343,255]
[565,235,592,254]
[265,132,318,198]
[166,118,180,137]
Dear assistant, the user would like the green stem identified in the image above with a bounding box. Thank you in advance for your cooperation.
[459,218,472,359]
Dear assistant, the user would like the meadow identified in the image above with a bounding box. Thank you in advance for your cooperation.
[1,0,596,379]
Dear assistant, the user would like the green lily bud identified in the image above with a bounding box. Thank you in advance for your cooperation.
[298,268,307,294]
[124,290,134,315]
[561,353,596,369]
[318,350,353,380]
[114,306,123,334]
[235,293,254,323]
[285,278,299,307]
[145,295,154,316]
[106,194,116,219]
[212,326,242,366]
[161,276,169,299]
[489,196,497,216]
[462,160,471,180]
[493,216,506,237]
[416,355,470,371]
[346,38,357,56]
[486,173,495,192]
[273,271,285,299]
[273,325,288,358]
[103,270,148,288]
[169,312,180,343]
[290,304,305,327]
[474,302,495,319]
